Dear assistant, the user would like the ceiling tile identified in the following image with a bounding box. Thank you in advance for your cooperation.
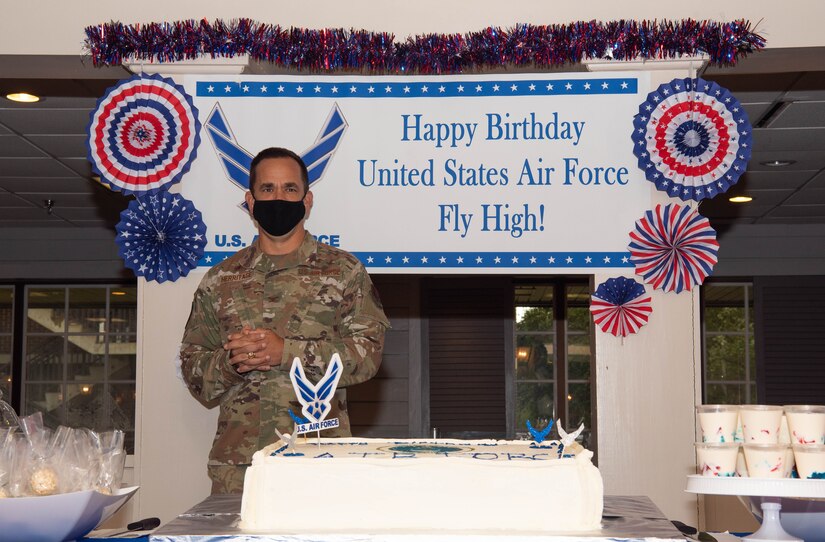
[743,104,773,125]
[765,205,825,218]
[69,220,119,229]
[703,72,799,102]
[0,108,92,135]
[0,207,65,221]
[786,72,825,101]
[50,206,117,221]
[0,193,38,207]
[784,188,825,205]
[733,170,815,191]
[0,157,78,177]
[0,177,96,193]
[0,134,47,157]
[807,170,825,188]
[752,128,825,152]
[0,97,100,109]
[26,135,88,158]
[0,219,73,227]
[770,102,825,129]
[748,150,825,171]
[732,189,794,206]
[14,191,126,209]
[58,157,93,177]
[759,216,825,224]
[699,200,775,219]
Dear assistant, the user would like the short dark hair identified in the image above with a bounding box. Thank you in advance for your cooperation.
[248,147,309,194]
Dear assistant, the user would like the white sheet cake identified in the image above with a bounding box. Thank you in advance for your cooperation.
[240,437,604,534]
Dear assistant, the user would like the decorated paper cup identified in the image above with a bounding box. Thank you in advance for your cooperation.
[736,447,749,477]
[784,405,825,445]
[793,444,825,479]
[697,405,739,443]
[783,445,796,478]
[696,442,739,477]
[740,405,783,443]
[744,443,789,478]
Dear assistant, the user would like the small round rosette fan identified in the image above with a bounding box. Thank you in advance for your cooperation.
[116,193,207,283]
[590,277,652,338]
[628,203,719,293]
[632,77,752,202]
[87,73,201,195]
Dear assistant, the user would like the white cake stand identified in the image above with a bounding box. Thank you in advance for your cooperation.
[686,475,825,542]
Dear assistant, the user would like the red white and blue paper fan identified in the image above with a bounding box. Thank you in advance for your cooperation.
[88,73,201,195]
[590,277,652,337]
[632,77,752,202]
[628,203,719,294]
[116,192,206,283]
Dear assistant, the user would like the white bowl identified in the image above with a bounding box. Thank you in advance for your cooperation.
[0,486,138,542]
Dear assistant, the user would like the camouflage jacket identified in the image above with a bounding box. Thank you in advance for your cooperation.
[180,233,389,466]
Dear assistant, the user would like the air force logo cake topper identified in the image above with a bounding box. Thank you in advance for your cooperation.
[289,354,343,436]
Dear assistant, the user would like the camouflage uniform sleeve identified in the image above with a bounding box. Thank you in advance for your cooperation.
[280,264,389,387]
[180,281,245,403]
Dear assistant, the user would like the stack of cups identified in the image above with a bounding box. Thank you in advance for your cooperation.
[695,405,739,477]
[740,405,789,478]
[696,404,825,478]
[786,405,825,479]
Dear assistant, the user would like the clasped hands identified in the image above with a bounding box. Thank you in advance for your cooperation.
[224,327,285,373]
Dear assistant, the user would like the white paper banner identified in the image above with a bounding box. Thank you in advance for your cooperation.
[181,73,652,274]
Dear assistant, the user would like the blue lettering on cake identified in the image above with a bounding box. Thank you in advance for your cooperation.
[392,452,416,459]
[314,452,335,459]
[471,453,499,460]
[387,444,466,454]
[506,453,551,461]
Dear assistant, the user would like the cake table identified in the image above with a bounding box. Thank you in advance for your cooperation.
[148,494,689,541]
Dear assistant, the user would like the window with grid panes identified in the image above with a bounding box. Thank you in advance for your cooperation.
[514,281,594,450]
[702,282,756,405]
[22,285,137,452]
[0,287,12,403]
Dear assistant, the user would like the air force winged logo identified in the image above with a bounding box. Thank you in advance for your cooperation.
[288,354,343,435]
[526,419,554,445]
[204,101,347,198]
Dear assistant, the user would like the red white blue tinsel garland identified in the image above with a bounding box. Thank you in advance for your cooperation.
[628,203,718,294]
[85,19,764,72]
[632,77,752,202]
[590,277,652,337]
[116,192,207,283]
[88,74,201,195]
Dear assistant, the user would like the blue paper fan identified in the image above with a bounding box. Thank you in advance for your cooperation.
[116,192,207,283]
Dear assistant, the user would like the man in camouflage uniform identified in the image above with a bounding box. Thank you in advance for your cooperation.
[180,147,389,494]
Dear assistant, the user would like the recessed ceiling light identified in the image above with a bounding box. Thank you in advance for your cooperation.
[729,196,753,203]
[5,92,40,103]
[760,160,795,167]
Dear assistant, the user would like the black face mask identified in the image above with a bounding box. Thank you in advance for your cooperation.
[252,197,306,237]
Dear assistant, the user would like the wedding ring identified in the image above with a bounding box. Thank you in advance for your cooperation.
[247,351,255,360]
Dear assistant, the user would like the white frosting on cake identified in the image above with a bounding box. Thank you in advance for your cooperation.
[240,438,603,534]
